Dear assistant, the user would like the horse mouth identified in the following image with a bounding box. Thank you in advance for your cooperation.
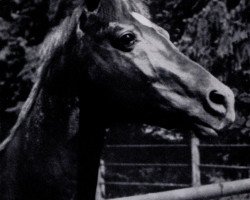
[193,123,219,137]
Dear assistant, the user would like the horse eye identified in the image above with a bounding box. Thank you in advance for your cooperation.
[119,32,136,47]
[111,31,137,51]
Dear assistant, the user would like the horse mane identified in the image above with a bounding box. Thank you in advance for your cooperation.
[0,8,83,151]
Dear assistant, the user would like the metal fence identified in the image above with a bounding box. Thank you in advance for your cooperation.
[96,134,250,200]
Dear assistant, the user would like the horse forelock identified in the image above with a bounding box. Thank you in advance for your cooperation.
[96,0,150,23]
[40,10,80,60]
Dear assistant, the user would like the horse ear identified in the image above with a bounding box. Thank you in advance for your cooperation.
[84,0,101,12]
[78,0,101,33]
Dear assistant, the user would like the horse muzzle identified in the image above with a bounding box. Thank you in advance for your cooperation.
[152,74,236,137]
[194,83,235,137]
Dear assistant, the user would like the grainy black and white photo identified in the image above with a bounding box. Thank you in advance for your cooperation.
[0,0,249,200]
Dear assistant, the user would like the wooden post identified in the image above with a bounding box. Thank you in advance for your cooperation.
[191,133,201,186]
[96,160,106,200]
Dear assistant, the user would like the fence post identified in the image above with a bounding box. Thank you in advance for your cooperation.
[191,133,201,186]
[96,160,106,200]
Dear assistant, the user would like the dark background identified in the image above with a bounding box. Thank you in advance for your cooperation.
[0,0,249,199]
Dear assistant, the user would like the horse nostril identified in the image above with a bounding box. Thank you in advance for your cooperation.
[207,90,227,116]
[209,90,225,105]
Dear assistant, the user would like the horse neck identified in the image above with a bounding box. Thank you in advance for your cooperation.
[22,85,79,149]
[22,60,107,150]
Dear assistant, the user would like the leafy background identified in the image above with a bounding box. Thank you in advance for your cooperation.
[0,0,249,199]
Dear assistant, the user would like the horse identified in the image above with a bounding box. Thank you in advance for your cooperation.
[0,0,235,200]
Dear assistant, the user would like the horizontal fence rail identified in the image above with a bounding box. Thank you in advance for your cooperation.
[104,182,189,188]
[106,144,250,148]
[109,178,250,200]
[105,163,190,168]
[199,144,250,148]
[200,164,250,170]
[106,162,250,170]
[106,144,189,148]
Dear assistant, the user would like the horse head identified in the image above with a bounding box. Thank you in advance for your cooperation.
[77,0,235,137]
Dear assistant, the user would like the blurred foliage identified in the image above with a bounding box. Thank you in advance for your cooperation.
[148,0,210,41]
[0,0,50,138]
[177,0,250,143]
[147,0,250,144]
[0,0,80,137]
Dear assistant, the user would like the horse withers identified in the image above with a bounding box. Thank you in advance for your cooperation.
[0,0,235,200]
